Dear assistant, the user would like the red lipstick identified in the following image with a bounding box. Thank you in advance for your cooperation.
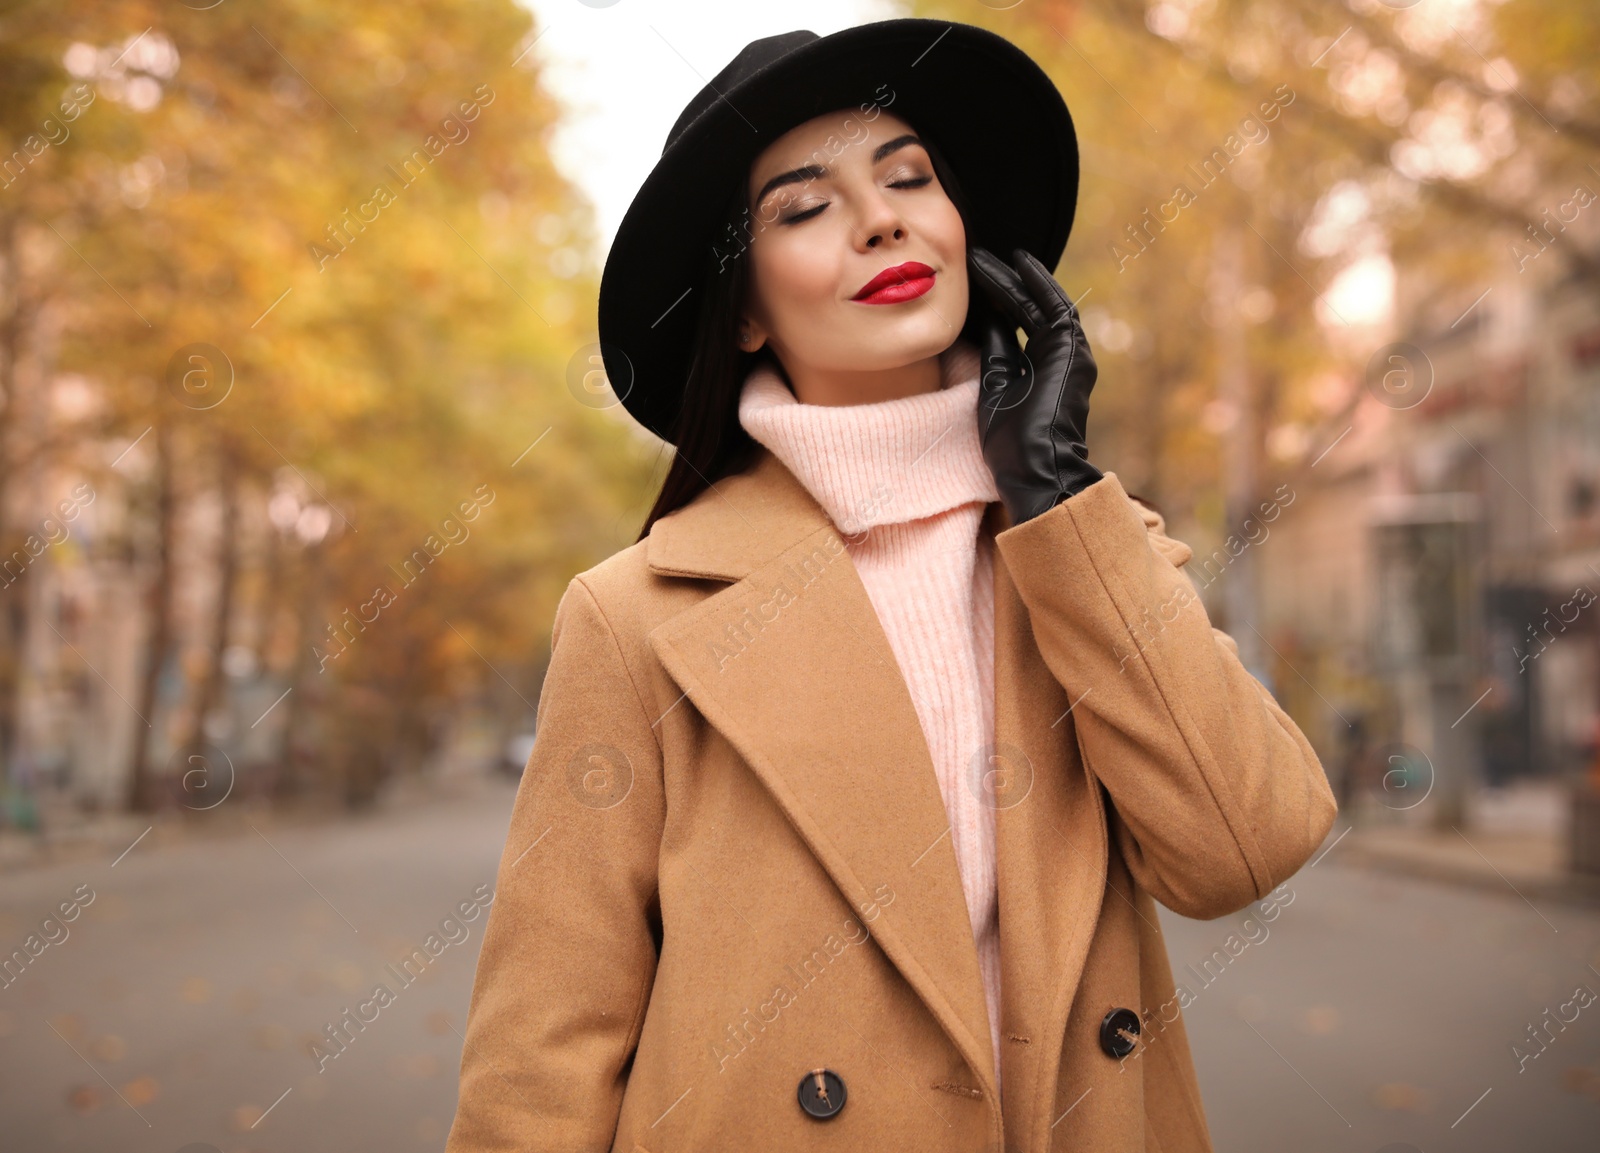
[852,261,935,304]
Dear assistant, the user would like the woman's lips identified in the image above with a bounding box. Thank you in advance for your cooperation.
[852,261,936,304]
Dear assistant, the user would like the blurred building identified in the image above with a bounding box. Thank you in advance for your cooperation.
[1257,242,1600,850]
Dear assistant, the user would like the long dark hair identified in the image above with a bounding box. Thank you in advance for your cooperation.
[634,126,986,542]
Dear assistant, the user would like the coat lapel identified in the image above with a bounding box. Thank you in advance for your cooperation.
[646,446,1000,1097]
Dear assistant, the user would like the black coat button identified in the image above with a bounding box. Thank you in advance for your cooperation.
[796,1068,847,1119]
[1099,1008,1141,1058]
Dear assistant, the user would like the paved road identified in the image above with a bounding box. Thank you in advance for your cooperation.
[0,785,510,1152]
[1159,839,1600,1152]
[1,779,1596,1151]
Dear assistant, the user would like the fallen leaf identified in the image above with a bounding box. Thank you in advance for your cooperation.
[331,962,364,992]
[1372,1082,1429,1112]
[1301,1006,1339,1035]
[121,1075,160,1106]
[1562,1065,1600,1099]
[67,1084,103,1113]
[253,1024,289,1051]
[90,1034,127,1061]
[50,1012,86,1041]
[387,1052,441,1079]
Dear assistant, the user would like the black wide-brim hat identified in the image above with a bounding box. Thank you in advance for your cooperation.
[596,17,1080,445]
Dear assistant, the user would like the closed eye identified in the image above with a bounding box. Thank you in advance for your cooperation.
[779,175,937,225]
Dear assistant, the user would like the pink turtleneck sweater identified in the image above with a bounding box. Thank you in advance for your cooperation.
[738,337,1005,1095]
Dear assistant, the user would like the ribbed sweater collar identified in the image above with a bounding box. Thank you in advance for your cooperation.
[737,338,1000,536]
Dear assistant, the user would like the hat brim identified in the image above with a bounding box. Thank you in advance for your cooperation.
[597,18,1079,444]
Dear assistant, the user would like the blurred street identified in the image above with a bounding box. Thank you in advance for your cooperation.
[3,780,1597,1152]
[0,780,509,1152]
[2,1,1598,1148]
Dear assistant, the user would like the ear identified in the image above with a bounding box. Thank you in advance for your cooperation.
[738,317,768,353]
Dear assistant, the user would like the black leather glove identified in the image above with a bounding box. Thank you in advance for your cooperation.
[968,245,1105,525]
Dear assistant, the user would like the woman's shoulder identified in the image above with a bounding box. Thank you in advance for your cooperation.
[571,537,689,629]
[565,530,727,665]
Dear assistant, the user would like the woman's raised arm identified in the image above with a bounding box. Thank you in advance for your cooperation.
[994,472,1338,921]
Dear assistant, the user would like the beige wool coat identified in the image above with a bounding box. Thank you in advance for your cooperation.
[445,445,1338,1153]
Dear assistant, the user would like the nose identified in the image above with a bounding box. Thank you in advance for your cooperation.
[853,184,907,251]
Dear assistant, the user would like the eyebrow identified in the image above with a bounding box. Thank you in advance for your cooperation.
[752,134,926,211]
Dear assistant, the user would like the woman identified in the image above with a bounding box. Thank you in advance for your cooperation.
[446,18,1336,1153]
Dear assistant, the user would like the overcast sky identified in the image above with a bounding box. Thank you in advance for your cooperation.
[518,0,901,261]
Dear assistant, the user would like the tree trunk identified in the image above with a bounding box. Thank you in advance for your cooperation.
[274,538,326,802]
[127,416,176,813]
[173,432,238,809]
[0,215,24,792]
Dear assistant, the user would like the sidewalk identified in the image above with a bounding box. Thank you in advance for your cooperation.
[11,771,1600,906]
[1324,777,1600,906]
[1330,822,1600,907]
[0,769,517,874]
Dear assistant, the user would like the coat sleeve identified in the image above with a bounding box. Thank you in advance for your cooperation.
[993,471,1337,921]
[446,576,665,1152]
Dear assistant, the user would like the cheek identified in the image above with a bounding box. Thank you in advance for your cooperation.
[750,235,844,324]
[947,264,970,317]
[917,200,968,299]
[935,199,966,249]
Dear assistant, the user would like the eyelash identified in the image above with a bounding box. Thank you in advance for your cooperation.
[780,175,935,224]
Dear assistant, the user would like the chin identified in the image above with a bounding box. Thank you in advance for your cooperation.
[819,309,961,371]
[878,319,961,363]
